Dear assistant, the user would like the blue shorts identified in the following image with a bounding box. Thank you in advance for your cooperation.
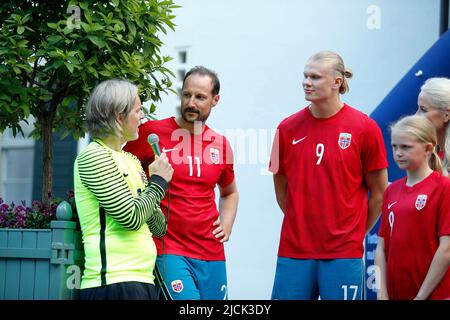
[271,257,363,300]
[156,254,227,300]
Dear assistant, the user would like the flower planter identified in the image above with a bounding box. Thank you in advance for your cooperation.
[0,218,84,300]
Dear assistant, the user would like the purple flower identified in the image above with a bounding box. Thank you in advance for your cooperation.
[0,203,9,213]
[17,215,25,227]
[41,207,50,217]
[32,200,42,209]
[67,189,75,199]
[0,189,77,229]
[14,205,26,215]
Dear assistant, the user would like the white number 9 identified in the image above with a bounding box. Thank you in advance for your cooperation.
[316,143,324,165]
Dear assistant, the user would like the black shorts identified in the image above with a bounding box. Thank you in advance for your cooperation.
[79,281,159,300]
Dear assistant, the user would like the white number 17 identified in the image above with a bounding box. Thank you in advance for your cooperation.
[342,285,359,300]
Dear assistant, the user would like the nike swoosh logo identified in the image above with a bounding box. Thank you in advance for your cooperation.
[292,136,307,145]
[162,147,178,153]
[387,201,398,210]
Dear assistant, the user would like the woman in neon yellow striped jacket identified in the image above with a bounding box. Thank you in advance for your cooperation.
[74,79,173,300]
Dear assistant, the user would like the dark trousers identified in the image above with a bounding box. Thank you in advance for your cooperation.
[79,281,159,300]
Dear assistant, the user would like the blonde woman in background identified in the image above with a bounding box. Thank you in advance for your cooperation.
[416,77,450,174]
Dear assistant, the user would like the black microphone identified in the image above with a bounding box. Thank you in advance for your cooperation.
[147,133,161,156]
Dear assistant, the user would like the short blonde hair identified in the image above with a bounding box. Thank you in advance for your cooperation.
[308,51,353,94]
[86,79,138,139]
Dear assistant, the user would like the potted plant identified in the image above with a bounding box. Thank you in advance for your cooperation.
[0,190,84,300]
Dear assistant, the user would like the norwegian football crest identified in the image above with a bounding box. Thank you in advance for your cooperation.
[338,133,352,149]
[210,148,220,164]
[171,280,184,293]
[415,194,427,210]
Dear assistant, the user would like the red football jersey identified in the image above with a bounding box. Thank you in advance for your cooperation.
[270,104,388,259]
[123,117,235,260]
[379,171,450,300]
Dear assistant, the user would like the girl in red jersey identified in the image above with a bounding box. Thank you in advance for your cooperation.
[375,115,450,300]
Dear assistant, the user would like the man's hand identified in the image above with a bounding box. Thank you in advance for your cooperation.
[212,218,232,243]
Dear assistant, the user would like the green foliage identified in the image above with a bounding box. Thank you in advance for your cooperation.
[0,0,178,139]
[0,0,178,202]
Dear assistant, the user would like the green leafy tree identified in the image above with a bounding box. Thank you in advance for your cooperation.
[0,0,178,203]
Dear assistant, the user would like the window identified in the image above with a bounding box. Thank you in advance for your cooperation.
[178,69,186,80]
[0,120,35,205]
[178,51,187,63]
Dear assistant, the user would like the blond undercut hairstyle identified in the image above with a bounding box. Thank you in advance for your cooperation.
[390,115,444,175]
[309,51,353,94]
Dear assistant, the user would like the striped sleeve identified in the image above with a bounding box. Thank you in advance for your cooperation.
[76,144,166,231]
[127,147,167,237]
[147,205,167,238]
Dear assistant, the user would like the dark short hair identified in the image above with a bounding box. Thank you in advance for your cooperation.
[183,66,220,96]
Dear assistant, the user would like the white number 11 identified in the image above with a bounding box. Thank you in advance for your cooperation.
[187,156,201,177]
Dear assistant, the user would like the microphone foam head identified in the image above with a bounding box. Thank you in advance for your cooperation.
[147,133,159,145]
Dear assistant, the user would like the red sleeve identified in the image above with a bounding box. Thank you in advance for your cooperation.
[438,178,450,237]
[269,126,285,175]
[378,187,390,240]
[361,119,388,174]
[123,122,154,179]
[218,137,235,188]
